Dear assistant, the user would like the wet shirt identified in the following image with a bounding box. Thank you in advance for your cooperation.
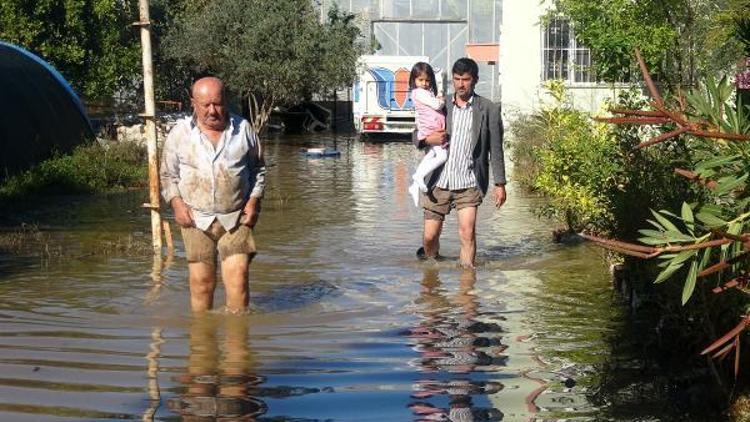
[160,114,265,231]
[436,95,476,190]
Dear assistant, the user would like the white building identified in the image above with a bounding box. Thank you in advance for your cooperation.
[318,0,627,117]
[500,1,627,116]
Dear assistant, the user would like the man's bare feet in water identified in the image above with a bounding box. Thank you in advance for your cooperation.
[458,260,475,270]
[417,247,445,261]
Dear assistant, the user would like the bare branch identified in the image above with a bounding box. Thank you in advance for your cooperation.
[688,130,750,141]
[579,233,656,254]
[634,126,690,149]
[674,168,718,189]
[594,116,672,125]
[607,108,668,117]
[701,316,750,355]
[635,48,664,107]
[698,250,750,278]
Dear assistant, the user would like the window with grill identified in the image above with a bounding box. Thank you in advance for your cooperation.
[542,17,595,84]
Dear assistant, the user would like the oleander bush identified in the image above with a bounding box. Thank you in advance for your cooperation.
[523,69,750,410]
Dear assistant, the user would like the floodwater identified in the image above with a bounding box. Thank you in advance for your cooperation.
[0,134,637,421]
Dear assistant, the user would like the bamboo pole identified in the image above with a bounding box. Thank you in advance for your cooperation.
[137,0,163,255]
[143,254,167,421]
[142,327,164,421]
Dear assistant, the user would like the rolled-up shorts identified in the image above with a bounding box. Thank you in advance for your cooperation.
[181,220,257,265]
[422,186,483,221]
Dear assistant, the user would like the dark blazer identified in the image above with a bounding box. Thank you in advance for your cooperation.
[413,94,505,195]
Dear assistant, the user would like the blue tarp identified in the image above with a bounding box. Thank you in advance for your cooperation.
[0,42,93,179]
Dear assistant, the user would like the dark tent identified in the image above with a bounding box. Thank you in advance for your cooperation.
[0,41,93,180]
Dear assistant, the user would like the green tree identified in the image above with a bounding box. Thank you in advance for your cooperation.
[550,0,748,86]
[162,0,362,133]
[0,0,141,101]
[148,0,193,107]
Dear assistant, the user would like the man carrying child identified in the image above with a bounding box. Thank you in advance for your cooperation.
[413,58,507,268]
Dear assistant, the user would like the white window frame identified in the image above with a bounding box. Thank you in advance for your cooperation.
[541,17,596,85]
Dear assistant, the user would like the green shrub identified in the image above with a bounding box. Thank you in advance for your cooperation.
[507,113,546,189]
[516,83,692,238]
[0,142,148,198]
[532,102,619,232]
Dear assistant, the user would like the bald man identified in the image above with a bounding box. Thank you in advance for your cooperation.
[160,77,266,313]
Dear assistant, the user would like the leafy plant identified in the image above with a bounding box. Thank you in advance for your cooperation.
[0,0,141,101]
[0,142,148,198]
[163,0,362,133]
[584,51,750,380]
[518,81,690,239]
[551,0,749,86]
[736,16,750,56]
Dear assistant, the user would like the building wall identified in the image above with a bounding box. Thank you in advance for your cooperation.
[319,1,630,119]
[322,0,502,101]
[499,0,630,117]
[499,0,544,116]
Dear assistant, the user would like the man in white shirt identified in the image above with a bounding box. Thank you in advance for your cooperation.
[160,76,265,313]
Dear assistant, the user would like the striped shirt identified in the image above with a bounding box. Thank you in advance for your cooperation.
[436,95,476,190]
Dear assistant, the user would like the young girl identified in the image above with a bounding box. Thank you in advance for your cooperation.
[408,62,447,207]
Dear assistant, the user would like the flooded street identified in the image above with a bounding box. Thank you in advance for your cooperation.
[0,134,626,421]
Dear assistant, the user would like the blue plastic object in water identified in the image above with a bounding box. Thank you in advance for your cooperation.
[303,148,341,158]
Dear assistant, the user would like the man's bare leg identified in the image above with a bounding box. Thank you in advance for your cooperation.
[189,262,217,312]
[423,218,444,258]
[221,254,250,312]
[457,206,478,268]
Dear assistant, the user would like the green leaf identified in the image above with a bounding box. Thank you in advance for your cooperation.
[681,202,694,234]
[651,209,680,233]
[681,261,698,305]
[700,247,712,270]
[646,219,664,230]
[655,262,684,284]
[657,260,673,268]
[714,173,748,196]
[722,222,743,254]
[639,229,665,238]
[672,250,698,266]
[664,231,695,243]
[696,212,727,228]
[701,204,724,215]
[659,209,679,219]
[695,155,741,172]
[639,236,670,245]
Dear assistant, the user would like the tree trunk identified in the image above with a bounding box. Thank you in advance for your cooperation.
[244,92,274,135]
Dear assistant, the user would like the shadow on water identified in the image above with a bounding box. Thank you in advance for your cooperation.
[521,246,726,421]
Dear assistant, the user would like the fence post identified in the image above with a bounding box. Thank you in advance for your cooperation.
[135,0,163,255]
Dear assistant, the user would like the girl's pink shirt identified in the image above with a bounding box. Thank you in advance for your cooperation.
[412,88,446,140]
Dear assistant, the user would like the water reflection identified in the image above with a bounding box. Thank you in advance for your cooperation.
[169,315,266,420]
[0,136,636,420]
[406,269,506,421]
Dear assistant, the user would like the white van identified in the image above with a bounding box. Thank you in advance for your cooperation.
[352,55,445,136]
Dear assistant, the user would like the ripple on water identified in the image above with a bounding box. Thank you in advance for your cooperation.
[0,136,634,421]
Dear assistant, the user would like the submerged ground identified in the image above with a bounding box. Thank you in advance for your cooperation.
[0,134,703,421]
